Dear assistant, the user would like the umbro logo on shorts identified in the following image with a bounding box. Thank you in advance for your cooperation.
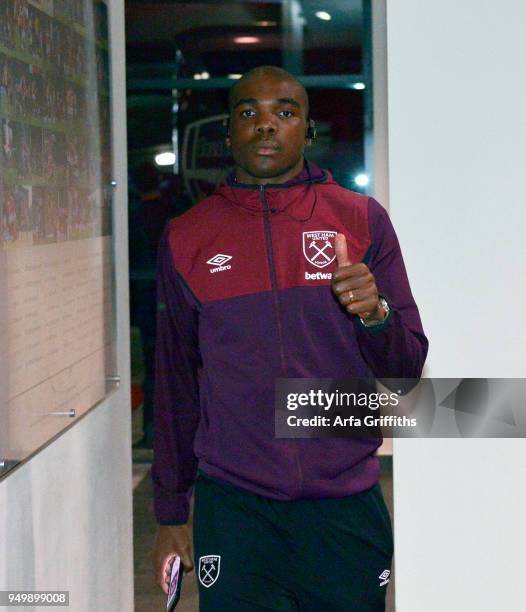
[198,555,221,588]
[378,569,390,587]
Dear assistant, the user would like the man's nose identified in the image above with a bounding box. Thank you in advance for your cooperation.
[255,115,276,135]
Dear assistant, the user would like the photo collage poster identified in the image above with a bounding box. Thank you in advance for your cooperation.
[0,0,111,247]
[0,0,114,469]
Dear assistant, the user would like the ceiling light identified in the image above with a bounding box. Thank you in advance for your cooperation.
[193,73,202,80]
[256,21,277,27]
[201,71,210,80]
[233,36,260,44]
[228,74,242,79]
[354,174,369,187]
[353,82,366,90]
[155,152,175,167]
[315,11,331,21]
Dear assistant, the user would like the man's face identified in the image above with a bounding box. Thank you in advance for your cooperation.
[227,74,309,184]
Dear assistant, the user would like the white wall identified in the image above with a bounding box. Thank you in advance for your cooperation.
[384,1,526,610]
[0,1,133,610]
[372,0,389,209]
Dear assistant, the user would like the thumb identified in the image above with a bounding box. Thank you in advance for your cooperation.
[335,233,351,267]
[179,548,195,574]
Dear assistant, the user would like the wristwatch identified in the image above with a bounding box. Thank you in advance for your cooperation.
[360,297,390,327]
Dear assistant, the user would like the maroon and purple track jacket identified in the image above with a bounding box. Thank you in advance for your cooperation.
[151,162,428,525]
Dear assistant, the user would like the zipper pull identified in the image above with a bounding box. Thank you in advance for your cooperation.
[259,184,268,212]
[260,185,278,213]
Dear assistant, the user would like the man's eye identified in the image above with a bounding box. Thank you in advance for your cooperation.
[240,109,255,118]
[279,110,294,118]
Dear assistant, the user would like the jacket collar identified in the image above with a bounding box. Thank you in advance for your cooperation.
[215,160,334,216]
[225,159,327,189]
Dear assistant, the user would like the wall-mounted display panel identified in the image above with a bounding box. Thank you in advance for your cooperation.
[0,0,116,478]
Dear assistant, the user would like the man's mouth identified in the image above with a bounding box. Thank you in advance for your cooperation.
[254,142,279,156]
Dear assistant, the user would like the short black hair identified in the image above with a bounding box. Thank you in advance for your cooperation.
[228,65,309,117]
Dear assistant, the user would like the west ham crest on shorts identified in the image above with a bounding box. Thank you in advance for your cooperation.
[198,555,221,588]
[302,230,337,268]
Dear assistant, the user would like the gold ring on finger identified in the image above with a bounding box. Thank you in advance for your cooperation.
[348,290,355,302]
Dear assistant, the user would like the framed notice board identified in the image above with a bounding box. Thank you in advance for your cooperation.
[0,0,116,478]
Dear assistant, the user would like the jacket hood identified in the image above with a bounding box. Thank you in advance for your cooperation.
[213,160,336,216]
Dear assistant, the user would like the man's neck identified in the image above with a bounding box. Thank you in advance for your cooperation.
[234,159,305,185]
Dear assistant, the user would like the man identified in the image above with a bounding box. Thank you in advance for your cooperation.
[152,66,427,611]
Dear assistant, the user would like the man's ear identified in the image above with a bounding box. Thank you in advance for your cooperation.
[305,118,317,143]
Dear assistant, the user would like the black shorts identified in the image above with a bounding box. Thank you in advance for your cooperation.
[193,470,393,611]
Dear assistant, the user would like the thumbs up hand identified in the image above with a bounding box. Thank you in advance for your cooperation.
[331,233,386,323]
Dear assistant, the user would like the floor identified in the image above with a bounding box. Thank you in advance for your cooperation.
[130,327,395,611]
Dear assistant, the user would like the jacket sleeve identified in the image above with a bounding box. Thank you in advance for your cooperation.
[353,197,428,378]
[151,228,201,525]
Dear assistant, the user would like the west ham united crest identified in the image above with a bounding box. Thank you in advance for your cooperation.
[302,230,337,268]
[198,555,221,588]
